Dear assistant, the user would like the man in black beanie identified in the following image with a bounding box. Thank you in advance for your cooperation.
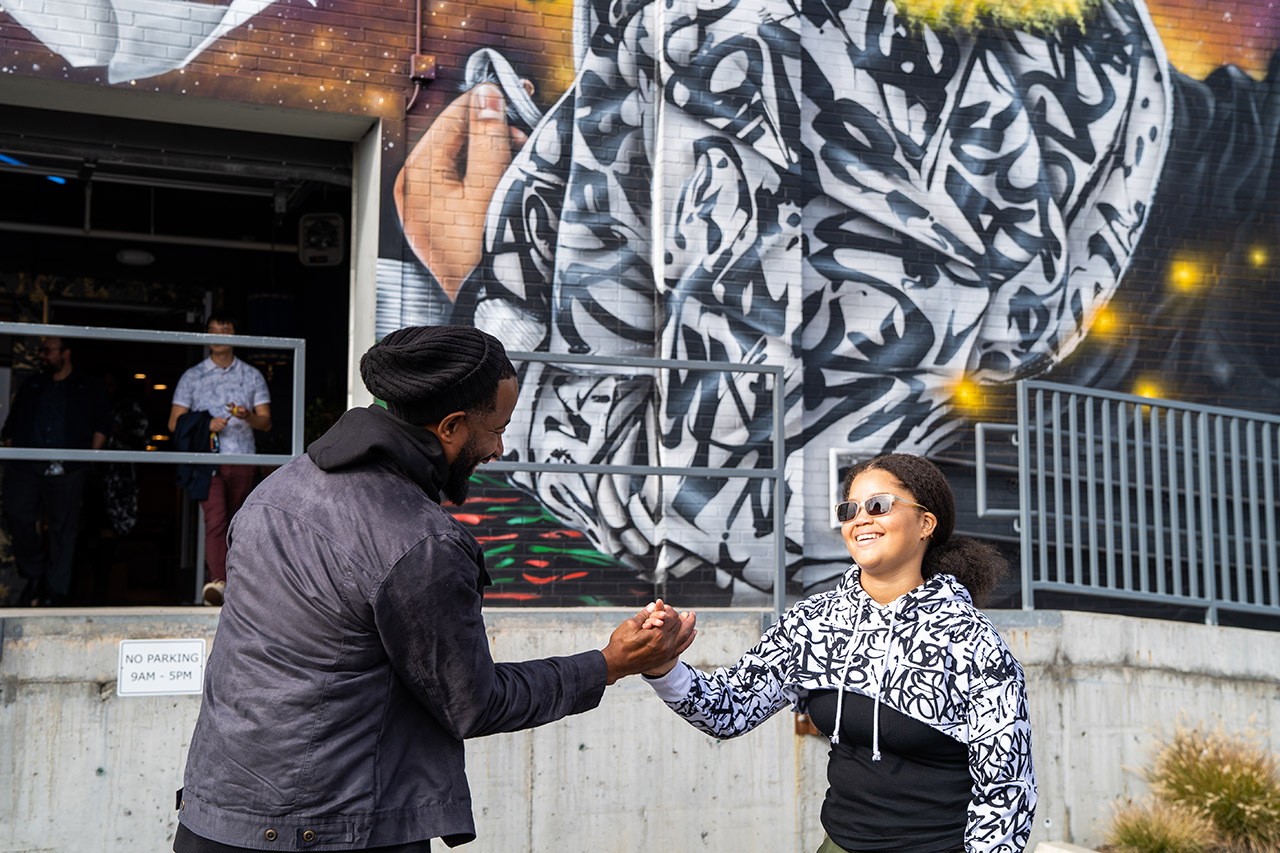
[174,325,695,852]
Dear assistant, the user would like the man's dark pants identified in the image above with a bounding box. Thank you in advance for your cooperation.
[3,462,89,599]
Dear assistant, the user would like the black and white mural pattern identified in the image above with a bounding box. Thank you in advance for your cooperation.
[661,569,1036,852]
[378,0,1170,598]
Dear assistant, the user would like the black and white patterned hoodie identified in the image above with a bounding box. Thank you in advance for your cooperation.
[646,568,1036,852]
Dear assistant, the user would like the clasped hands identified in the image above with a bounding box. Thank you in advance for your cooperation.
[601,599,697,686]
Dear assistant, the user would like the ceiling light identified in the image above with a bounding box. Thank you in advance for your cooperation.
[116,248,155,266]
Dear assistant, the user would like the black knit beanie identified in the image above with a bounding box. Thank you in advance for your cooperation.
[360,325,513,425]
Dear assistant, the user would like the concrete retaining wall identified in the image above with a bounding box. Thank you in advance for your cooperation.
[2,607,1278,852]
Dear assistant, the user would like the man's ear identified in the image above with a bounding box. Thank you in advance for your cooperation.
[431,410,468,446]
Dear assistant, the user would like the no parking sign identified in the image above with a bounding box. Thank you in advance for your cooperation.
[117,639,207,696]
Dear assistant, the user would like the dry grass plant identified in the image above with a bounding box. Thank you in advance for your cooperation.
[1140,723,1280,853]
[1105,798,1219,853]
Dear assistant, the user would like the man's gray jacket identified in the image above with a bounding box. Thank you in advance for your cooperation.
[178,405,608,850]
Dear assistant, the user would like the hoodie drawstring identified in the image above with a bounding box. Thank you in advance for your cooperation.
[829,594,899,762]
[870,603,899,762]
[830,596,866,747]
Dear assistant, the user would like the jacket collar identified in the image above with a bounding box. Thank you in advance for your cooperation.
[307,405,449,501]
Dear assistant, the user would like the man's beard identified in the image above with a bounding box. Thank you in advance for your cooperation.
[441,435,483,506]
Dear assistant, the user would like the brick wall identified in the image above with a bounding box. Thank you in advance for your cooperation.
[0,0,411,116]
[2,0,1279,608]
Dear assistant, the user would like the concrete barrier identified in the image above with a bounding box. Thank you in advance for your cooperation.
[2,607,1279,851]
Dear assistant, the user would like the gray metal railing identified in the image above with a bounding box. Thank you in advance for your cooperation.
[977,379,1280,624]
[0,328,787,615]
[0,322,305,463]
[0,321,306,603]
[493,350,789,618]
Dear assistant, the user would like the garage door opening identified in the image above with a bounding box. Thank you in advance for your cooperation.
[0,104,355,606]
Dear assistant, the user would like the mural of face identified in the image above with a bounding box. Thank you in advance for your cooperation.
[2,0,315,83]
[382,0,1179,601]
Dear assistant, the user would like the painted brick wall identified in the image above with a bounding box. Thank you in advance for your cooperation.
[2,0,1279,610]
[0,0,412,115]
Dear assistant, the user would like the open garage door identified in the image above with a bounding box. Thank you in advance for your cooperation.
[0,104,355,606]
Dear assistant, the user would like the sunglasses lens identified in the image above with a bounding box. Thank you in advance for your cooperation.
[836,501,857,523]
[865,495,893,516]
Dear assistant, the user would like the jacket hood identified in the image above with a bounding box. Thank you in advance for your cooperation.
[834,564,973,613]
[307,405,449,501]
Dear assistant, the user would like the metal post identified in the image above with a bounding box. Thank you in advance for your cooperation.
[292,339,307,456]
[773,367,786,622]
[1017,381,1034,611]
[1199,411,1217,625]
[195,504,206,605]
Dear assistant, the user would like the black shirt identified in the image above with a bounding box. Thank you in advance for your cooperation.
[806,689,971,852]
[1,368,111,472]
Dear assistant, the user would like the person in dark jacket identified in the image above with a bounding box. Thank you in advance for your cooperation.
[1,336,110,606]
[174,325,696,852]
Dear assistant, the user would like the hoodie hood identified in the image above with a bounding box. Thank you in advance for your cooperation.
[307,405,449,502]
[833,565,973,613]
[821,566,974,756]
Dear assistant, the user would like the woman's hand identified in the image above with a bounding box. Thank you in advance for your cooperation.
[640,602,697,678]
[601,600,698,685]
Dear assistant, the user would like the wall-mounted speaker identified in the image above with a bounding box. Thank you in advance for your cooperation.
[298,213,344,266]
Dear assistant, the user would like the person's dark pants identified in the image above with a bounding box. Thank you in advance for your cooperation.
[201,464,256,583]
[3,463,89,599]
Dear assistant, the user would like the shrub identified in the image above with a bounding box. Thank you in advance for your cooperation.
[1104,798,1218,853]
[1146,725,1280,853]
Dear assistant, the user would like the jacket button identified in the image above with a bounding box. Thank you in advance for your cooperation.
[264,829,277,841]
[302,830,316,843]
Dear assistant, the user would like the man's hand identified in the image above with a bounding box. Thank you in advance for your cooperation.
[226,402,272,432]
[210,417,229,434]
[637,602,697,678]
[600,599,697,685]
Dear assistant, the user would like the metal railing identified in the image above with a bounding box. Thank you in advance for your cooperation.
[0,322,306,603]
[0,329,788,615]
[493,350,789,618]
[0,322,305,463]
[977,379,1280,624]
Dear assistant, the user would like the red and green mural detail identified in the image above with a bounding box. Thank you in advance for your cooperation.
[455,474,654,607]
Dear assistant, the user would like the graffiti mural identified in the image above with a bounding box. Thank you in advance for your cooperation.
[377,0,1280,602]
[3,0,1278,606]
[0,0,400,118]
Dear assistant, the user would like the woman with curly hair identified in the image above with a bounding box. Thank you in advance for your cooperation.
[643,454,1035,852]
